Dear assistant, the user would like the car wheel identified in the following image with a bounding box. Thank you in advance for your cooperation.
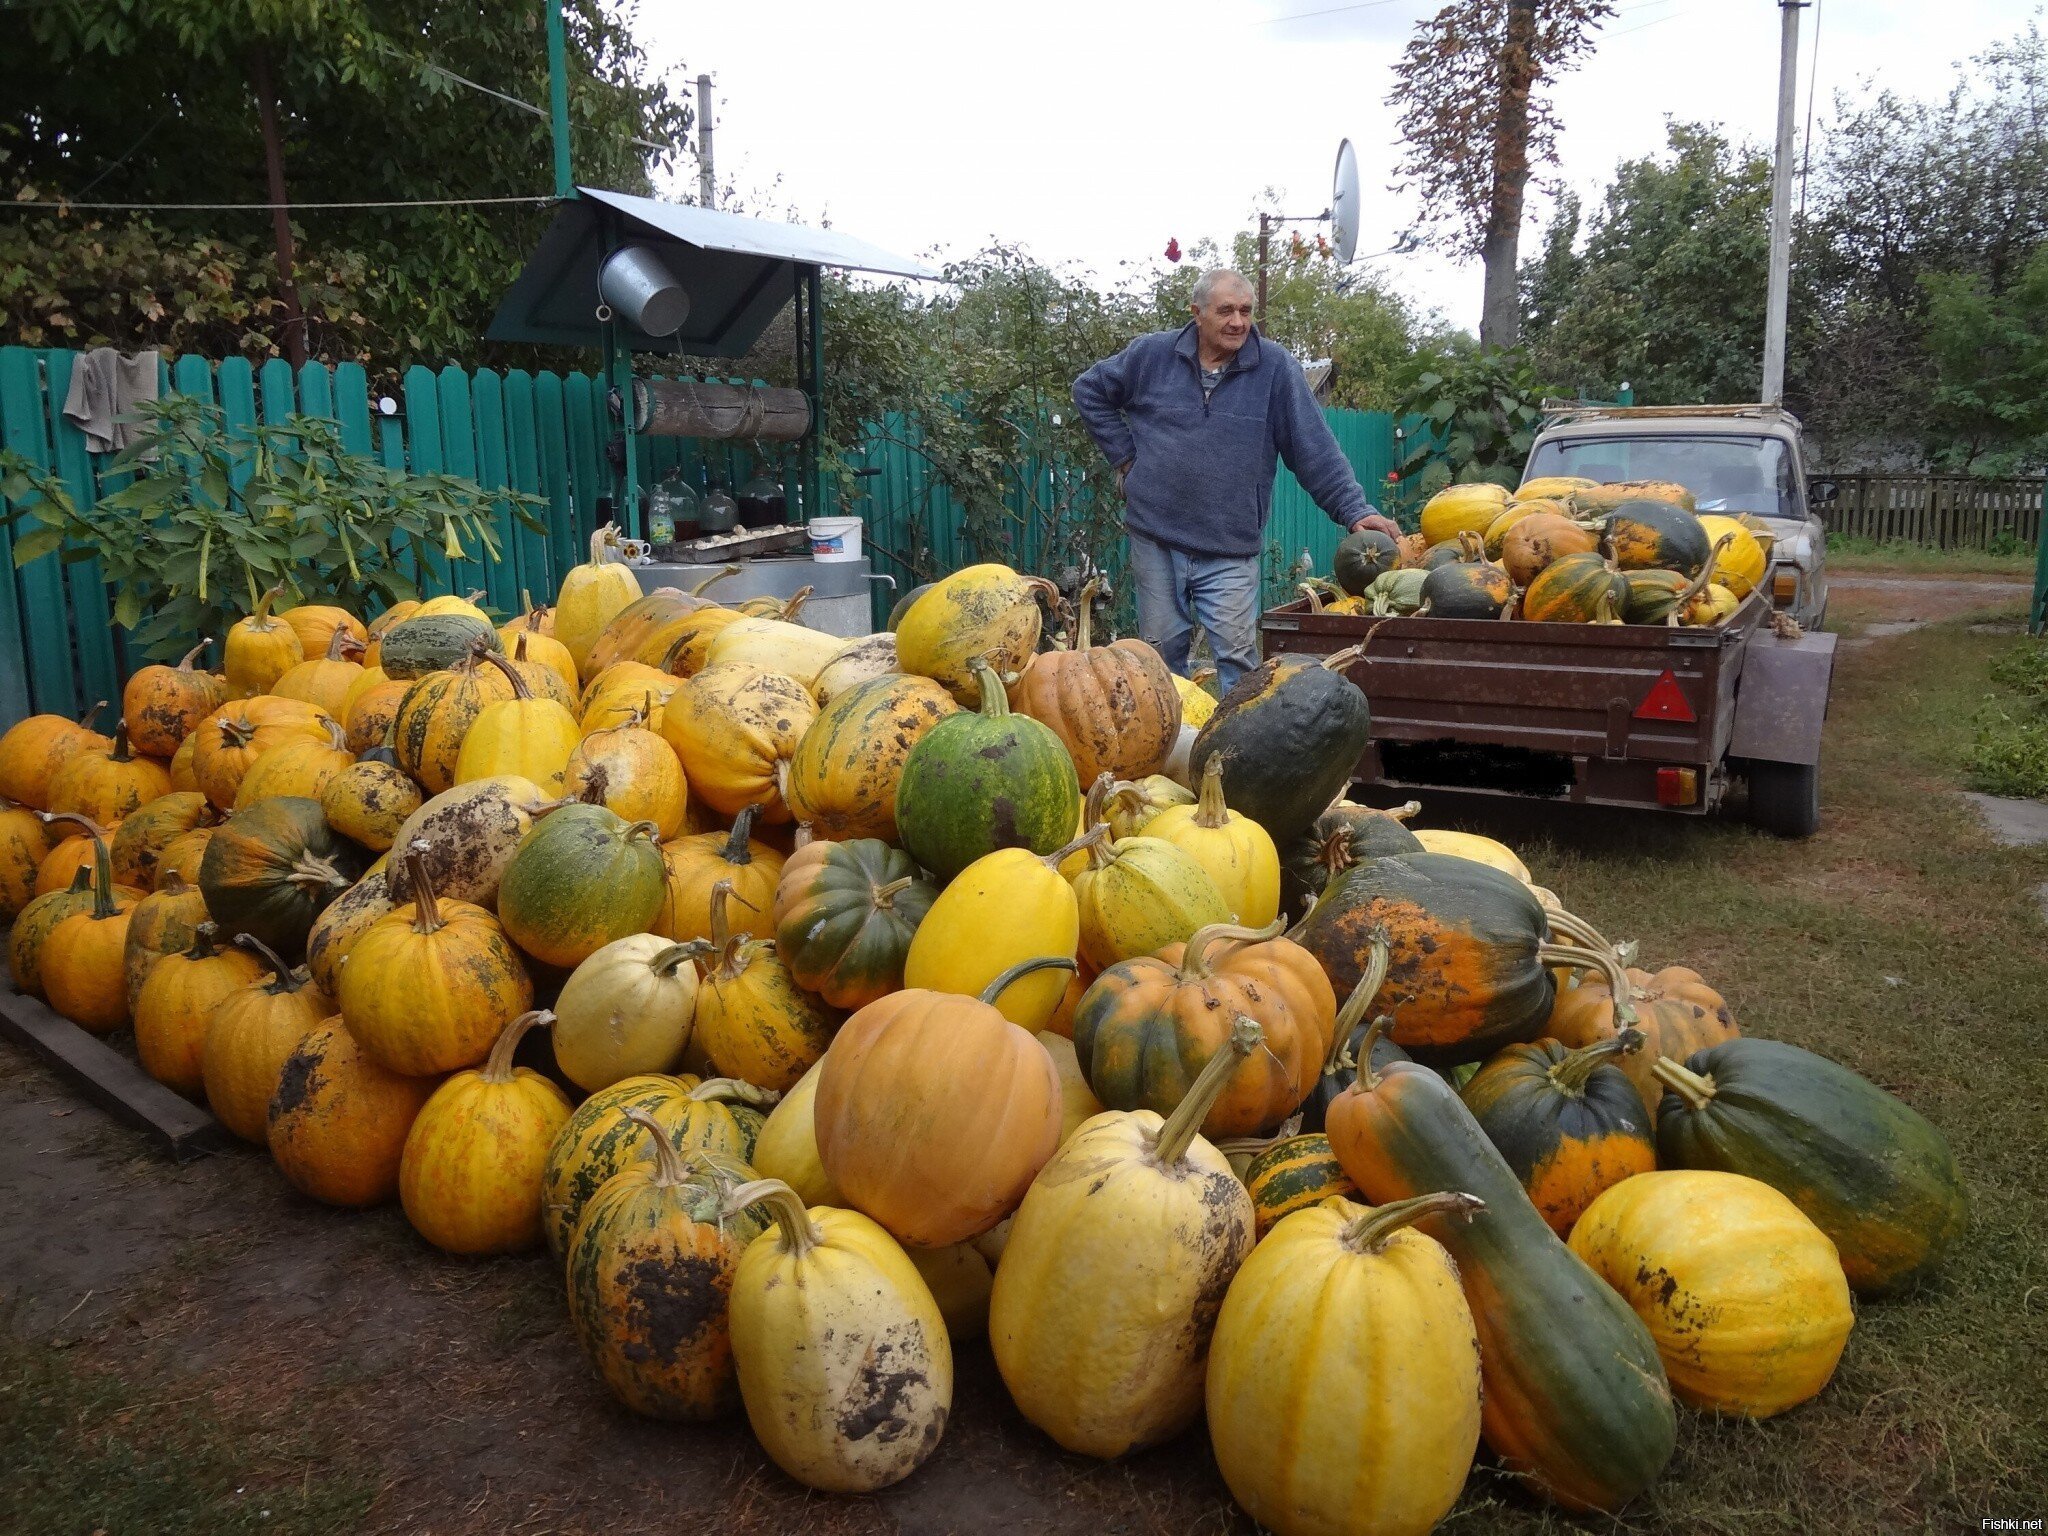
[1745,758,1820,838]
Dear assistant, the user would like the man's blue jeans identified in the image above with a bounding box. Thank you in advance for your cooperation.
[1127,532,1261,695]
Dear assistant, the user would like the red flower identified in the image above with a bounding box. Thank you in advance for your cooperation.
[1164,237,1182,263]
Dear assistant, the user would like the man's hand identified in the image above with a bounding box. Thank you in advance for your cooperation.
[1352,513,1402,540]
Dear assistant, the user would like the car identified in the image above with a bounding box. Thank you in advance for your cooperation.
[1521,403,1831,630]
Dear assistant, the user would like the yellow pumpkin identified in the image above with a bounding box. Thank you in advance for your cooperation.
[1696,515,1767,598]
[1410,827,1532,883]
[895,562,1054,704]
[987,1016,1261,1457]
[199,940,333,1143]
[907,1240,996,1342]
[453,652,583,795]
[655,807,784,942]
[320,760,423,852]
[749,1059,844,1207]
[501,607,579,696]
[582,567,740,677]
[783,673,958,842]
[1569,1171,1854,1419]
[389,652,519,795]
[656,604,748,680]
[1419,482,1510,548]
[1141,755,1281,926]
[45,723,173,826]
[660,663,816,824]
[268,1016,441,1208]
[279,604,367,662]
[705,605,848,692]
[231,716,353,809]
[562,713,688,839]
[223,585,306,698]
[39,824,139,1032]
[1208,1192,1485,1536]
[901,836,1094,1029]
[167,733,200,794]
[558,528,645,679]
[690,881,839,1094]
[811,631,897,706]
[0,798,53,924]
[551,931,702,1092]
[1071,831,1232,972]
[268,628,367,718]
[412,590,491,623]
[399,1010,574,1254]
[132,921,266,1096]
[190,696,338,811]
[110,790,217,891]
[724,1179,953,1492]
[1172,672,1217,729]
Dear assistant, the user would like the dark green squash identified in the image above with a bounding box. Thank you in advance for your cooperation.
[1619,568,1691,624]
[893,658,1082,882]
[1243,1132,1357,1237]
[1520,551,1626,624]
[1279,797,1424,917]
[1325,1057,1676,1514]
[495,803,668,970]
[378,614,502,680]
[1601,499,1711,578]
[887,581,936,632]
[1420,539,1472,571]
[1460,1030,1655,1235]
[773,838,935,1009]
[1294,851,1619,1067]
[1653,1037,1968,1295]
[1332,526,1401,595]
[198,796,365,959]
[1189,645,1372,846]
[1417,534,1513,619]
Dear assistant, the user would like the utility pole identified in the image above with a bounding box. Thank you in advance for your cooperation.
[1761,0,1806,405]
[546,0,574,199]
[1256,213,1270,320]
[696,74,716,207]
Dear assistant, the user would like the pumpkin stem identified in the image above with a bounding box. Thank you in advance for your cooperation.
[968,656,1012,719]
[1352,1015,1398,1091]
[1341,1191,1485,1254]
[1179,917,1286,981]
[475,648,532,701]
[1666,533,1733,627]
[177,641,210,672]
[182,920,223,960]
[1072,575,1101,649]
[1151,1014,1262,1166]
[1317,643,1366,674]
[404,840,445,934]
[778,586,813,624]
[1456,530,1483,563]
[481,1009,553,1084]
[37,813,116,919]
[871,875,916,908]
[706,878,759,956]
[1648,1054,1718,1110]
[690,563,742,598]
[1041,823,1108,871]
[1211,1114,1304,1159]
[650,941,701,977]
[687,1076,782,1110]
[1538,943,1638,1026]
[1191,755,1233,831]
[233,932,305,994]
[975,954,1076,1008]
[720,806,759,866]
[723,1177,822,1256]
[1297,581,1326,616]
[624,819,661,844]
[1544,907,1621,957]
[1547,1027,1646,1096]
[1321,929,1392,1077]
[74,698,110,729]
[250,584,283,625]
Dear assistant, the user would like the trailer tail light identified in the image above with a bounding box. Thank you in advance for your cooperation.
[1656,767,1699,806]
[1772,569,1800,604]
[1634,670,1696,723]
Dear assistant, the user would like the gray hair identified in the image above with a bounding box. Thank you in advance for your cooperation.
[1191,267,1253,308]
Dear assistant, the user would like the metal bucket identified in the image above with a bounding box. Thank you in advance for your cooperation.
[599,245,690,336]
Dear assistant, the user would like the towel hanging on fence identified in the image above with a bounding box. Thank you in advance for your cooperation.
[61,347,161,453]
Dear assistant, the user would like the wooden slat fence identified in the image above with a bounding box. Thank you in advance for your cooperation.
[1816,473,2045,552]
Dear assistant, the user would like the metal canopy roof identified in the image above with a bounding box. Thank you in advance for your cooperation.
[485,188,940,357]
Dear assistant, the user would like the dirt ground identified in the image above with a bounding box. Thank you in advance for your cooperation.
[3,570,2038,1535]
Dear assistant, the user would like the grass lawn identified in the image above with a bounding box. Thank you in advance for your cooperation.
[1,605,2043,1534]
[1826,533,2039,577]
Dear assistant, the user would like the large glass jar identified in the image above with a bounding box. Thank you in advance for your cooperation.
[738,471,787,528]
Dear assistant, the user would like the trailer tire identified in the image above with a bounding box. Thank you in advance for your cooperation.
[1745,759,1820,839]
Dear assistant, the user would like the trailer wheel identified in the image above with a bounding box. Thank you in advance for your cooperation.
[1745,759,1820,838]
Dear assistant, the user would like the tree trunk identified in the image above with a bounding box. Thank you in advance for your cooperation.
[249,46,307,369]
[1480,0,1540,349]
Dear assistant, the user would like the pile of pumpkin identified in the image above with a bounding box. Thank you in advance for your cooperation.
[1305,476,1771,626]
[0,530,1966,1535]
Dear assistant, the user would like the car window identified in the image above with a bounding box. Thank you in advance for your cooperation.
[1524,435,1793,517]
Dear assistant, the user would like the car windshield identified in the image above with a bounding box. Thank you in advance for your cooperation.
[1523,434,1796,519]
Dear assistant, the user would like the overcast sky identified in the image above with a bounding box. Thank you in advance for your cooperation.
[632,0,2039,331]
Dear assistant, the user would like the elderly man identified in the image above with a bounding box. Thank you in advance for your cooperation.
[1073,268,1400,694]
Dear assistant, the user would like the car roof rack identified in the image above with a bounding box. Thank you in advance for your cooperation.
[1538,401,1800,426]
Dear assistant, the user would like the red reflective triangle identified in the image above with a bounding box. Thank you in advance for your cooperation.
[1634,669,1696,723]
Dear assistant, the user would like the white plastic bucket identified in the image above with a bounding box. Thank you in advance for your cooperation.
[808,516,863,562]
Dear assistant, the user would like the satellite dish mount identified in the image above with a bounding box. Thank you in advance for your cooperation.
[1254,138,1362,321]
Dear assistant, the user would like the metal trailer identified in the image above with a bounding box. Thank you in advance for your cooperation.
[1259,590,1839,837]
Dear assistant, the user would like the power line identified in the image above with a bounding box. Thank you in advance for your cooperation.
[1799,0,1823,222]
[5,196,552,212]
[377,40,678,156]
[1260,0,1409,28]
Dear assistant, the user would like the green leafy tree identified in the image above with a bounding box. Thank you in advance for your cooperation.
[1393,344,1555,497]
[1921,246,2048,474]
[2,0,689,371]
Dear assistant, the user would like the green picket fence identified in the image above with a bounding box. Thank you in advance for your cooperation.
[0,344,1404,729]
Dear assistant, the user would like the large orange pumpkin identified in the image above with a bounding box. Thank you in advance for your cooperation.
[1,798,54,923]
[655,807,784,942]
[231,715,354,808]
[1006,578,1180,787]
[269,627,368,718]
[124,641,227,758]
[279,603,367,663]
[190,696,339,811]
[120,870,211,1014]
[133,922,266,1096]
[200,937,334,1143]
[44,722,170,825]
[268,1016,441,1207]
[814,956,1070,1247]
[562,709,689,839]
[38,818,139,1032]
[1547,962,1739,1126]
[0,701,111,811]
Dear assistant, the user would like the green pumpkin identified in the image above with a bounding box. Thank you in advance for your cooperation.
[1279,798,1424,917]
[1601,499,1712,578]
[1295,852,1574,1067]
[773,839,935,1010]
[496,803,668,969]
[894,658,1082,882]
[198,796,365,959]
[1332,527,1401,596]
[1420,539,1471,571]
[1619,568,1691,625]
[1418,544,1514,619]
[379,614,502,680]
[887,581,936,632]
[1521,552,1626,624]
[1653,1038,1968,1295]
[1244,1133,1358,1237]
[1190,648,1373,846]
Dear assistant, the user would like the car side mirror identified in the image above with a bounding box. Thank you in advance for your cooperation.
[1809,478,1839,506]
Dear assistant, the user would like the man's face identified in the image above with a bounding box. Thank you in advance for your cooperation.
[1191,282,1254,357]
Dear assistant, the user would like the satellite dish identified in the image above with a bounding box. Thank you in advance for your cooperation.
[1330,139,1360,264]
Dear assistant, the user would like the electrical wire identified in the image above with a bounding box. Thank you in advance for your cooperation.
[1799,0,1823,222]
[1260,0,1409,27]
[374,39,677,156]
[4,196,551,211]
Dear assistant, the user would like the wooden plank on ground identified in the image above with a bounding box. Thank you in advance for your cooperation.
[0,958,227,1161]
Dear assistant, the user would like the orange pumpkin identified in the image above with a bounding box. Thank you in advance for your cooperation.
[167,733,200,793]
[268,1016,442,1207]
[200,937,333,1144]
[279,603,367,663]
[39,818,139,1032]
[562,710,689,839]
[189,696,339,811]
[1,798,55,924]
[110,791,218,891]
[35,814,118,897]
[343,676,411,756]
[133,922,266,1096]
[1547,962,1740,1126]
[655,807,783,942]
[124,641,228,758]
[814,956,1070,1247]
[269,627,368,718]
[0,700,110,810]
[44,722,171,826]
[120,870,212,1014]
[690,881,841,1092]
[8,866,98,998]
[230,716,354,808]
[154,825,215,889]
[1070,919,1336,1137]
[1007,577,1180,787]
